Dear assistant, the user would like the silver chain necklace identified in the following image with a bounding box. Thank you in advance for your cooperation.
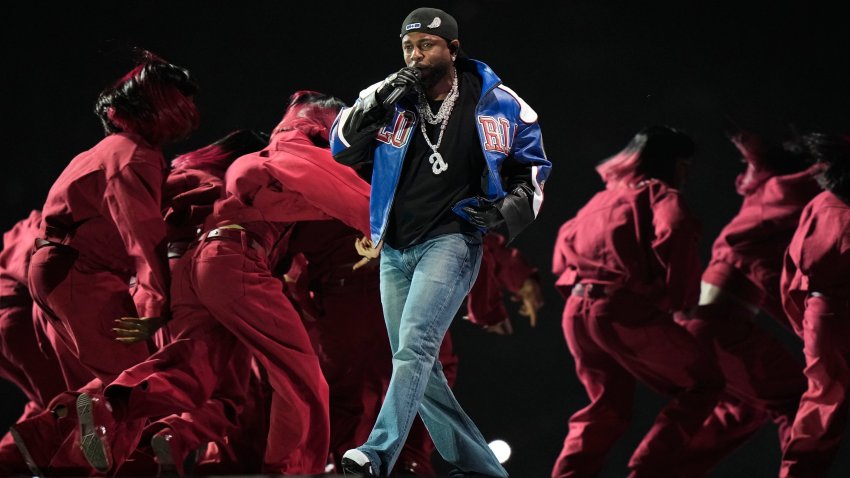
[417,67,458,175]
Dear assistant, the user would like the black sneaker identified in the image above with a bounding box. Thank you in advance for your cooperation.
[341,449,375,476]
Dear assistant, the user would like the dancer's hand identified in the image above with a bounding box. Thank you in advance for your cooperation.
[353,236,381,270]
[113,316,167,344]
[511,277,544,327]
[484,318,514,335]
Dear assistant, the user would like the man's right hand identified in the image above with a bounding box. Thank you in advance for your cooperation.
[376,67,420,107]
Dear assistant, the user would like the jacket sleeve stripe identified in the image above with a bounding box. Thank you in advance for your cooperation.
[531,165,544,216]
[334,107,353,148]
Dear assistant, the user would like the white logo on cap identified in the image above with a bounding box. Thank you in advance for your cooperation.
[427,17,441,28]
[405,22,421,31]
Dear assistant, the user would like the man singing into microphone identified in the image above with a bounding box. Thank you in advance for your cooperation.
[331,7,550,476]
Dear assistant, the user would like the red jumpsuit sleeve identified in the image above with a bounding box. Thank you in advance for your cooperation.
[781,201,850,336]
[650,190,701,312]
[803,207,850,295]
[163,169,224,241]
[780,249,805,336]
[103,156,169,319]
[551,219,578,298]
[266,144,372,237]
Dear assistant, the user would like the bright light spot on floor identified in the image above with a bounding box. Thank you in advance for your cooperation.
[488,439,511,463]
[325,463,336,473]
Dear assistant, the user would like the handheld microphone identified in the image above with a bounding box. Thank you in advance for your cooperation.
[382,68,420,108]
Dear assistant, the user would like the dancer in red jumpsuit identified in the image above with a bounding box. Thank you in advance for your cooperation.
[674,132,820,476]
[11,54,200,476]
[0,210,67,475]
[144,129,269,476]
[551,126,724,478]
[28,55,198,382]
[162,129,268,269]
[6,131,267,478]
[779,133,850,478]
[75,91,371,475]
[0,211,65,410]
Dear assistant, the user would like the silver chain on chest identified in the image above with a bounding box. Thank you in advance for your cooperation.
[417,67,459,175]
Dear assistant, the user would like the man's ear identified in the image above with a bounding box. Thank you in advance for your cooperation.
[449,40,460,54]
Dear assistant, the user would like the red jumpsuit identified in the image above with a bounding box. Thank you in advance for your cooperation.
[0,210,65,409]
[162,167,224,270]
[11,166,243,476]
[779,191,850,478]
[105,128,372,474]
[466,232,538,326]
[28,132,169,382]
[675,167,820,476]
[551,179,724,478]
[147,166,260,475]
[0,211,66,471]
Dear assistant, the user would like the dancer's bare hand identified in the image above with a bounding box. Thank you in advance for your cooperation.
[511,277,544,327]
[114,316,166,344]
[353,236,381,270]
[484,318,514,336]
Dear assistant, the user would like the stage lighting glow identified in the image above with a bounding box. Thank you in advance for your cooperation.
[488,439,512,463]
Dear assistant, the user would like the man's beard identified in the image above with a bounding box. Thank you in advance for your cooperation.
[419,61,452,90]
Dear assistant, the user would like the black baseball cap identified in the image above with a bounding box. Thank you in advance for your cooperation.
[400,7,458,41]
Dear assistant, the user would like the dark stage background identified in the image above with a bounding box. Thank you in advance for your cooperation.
[2,1,849,476]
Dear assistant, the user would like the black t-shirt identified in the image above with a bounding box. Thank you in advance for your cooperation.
[385,65,486,249]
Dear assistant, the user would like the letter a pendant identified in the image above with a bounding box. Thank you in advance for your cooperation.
[429,151,448,175]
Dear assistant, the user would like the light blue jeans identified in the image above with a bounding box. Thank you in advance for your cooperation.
[357,232,508,477]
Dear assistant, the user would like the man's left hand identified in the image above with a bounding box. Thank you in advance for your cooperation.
[463,203,505,229]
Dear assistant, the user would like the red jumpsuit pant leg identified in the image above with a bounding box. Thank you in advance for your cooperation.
[28,246,152,383]
[676,298,804,477]
[191,238,330,475]
[604,294,724,478]
[780,295,850,478]
[32,305,96,390]
[552,295,638,478]
[101,252,250,473]
[137,277,254,474]
[553,292,724,478]
[0,298,66,409]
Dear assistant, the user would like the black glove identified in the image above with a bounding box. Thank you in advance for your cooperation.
[463,202,505,229]
[376,67,420,108]
[496,185,535,242]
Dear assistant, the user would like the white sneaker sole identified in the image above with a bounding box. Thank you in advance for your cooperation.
[76,393,111,472]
